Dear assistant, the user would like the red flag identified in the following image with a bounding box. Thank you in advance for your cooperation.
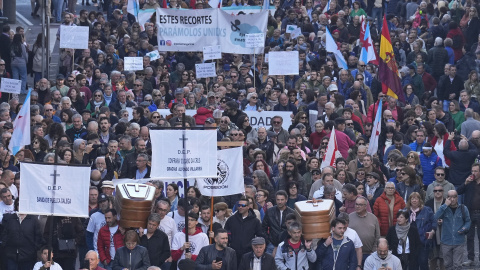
[163,0,167,8]
[320,127,342,169]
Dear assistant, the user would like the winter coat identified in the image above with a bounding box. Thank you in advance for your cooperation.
[427,45,450,77]
[364,251,402,270]
[315,237,357,270]
[419,152,443,187]
[193,107,213,125]
[275,236,317,270]
[238,251,276,270]
[373,191,406,236]
[112,245,150,270]
[396,182,422,202]
[139,229,170,267]
[1,214,44,262]
[43,216,84,259]
[224,209,264,259]
[386,224,421,269]
[195,244,237,270]
[262,206,295,246]
[97,225,125,264]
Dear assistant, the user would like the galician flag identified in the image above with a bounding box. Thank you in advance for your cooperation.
[9,88,32,155]
[320,127,342,169]
[326,27,348,70]
[360,21,377,64]
[127,0,140,19]
[367,100,383,156]
[322,0,331,14]
[262,0,269,10]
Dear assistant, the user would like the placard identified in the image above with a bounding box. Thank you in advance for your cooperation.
[268,51,299,75]
[0,78,21,94]
[195,63,217,78]
[245,33,265,48]
[59,25,89,49]
[286,25,297,33]
[150,130,218,179]
[244,110,292,130]
[291,27,302,39]
[124,57,144,71]
[203,45,222,61]
[146,50,160,61]
[19,163,90,217]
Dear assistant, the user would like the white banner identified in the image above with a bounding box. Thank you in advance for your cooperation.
[197,147,244,196]
[112,178,195,198]
[150,130,218,179]
[195,63,216,78]
[203,45,222,61]
[245,33,265,48]
[269,51,299,75]
[0,78,22,94]
[124,57,144,71]
[59,25,89,49]
[244,111,292,130]
[19,163,90,217]
[156,8,268,54]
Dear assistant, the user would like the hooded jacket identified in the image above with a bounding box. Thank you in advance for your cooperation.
[275,236,317,270]
[419,151,443,186]
[315,236,357,270]
[224,208,264,258]
[364,250,403,270]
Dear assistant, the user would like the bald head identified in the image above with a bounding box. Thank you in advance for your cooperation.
[90,170,102,181]
[459,139,469,150]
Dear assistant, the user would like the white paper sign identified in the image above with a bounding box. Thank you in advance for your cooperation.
[245,33,265,48]
[19,163,91,217]
[0,78,21,94]
[113,178,195,198]
[308,110,318,131]
[286,25,297,33]
[59,25,89,49]
[195,63,217,78]
[291,27,302,39]
[203,45,222,61]
[146,50,160,61]
[150,130,218,179]
[124,57,144,71]
[126,107,133,121]
[269,51,299,75]
[157,109,196,117]
[244,111,292,130]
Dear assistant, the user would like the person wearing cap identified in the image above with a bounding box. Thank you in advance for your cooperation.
[101,181,115,196]
[238,236,275,269]
[86,193,111,251]
[50,74,70,96]
[195,228,237,269]
[168,88,187,109]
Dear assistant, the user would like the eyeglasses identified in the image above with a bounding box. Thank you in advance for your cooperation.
[45,109,53,111]
[220,120,228,124]
[357,143,365,146]
[68,80,75,82]
[152,116,160,119]
[312,171,321,175]
[145,99,152,102]
[356,78,363,81]
[436,173,445,176]
[251,96,258,99]
[346,123,353,126]
[301,117,307,119]
[94,95,102,97]
[357,172,365,175]
[134,84,142,87]
[237,203,247,207]
[400,172,406,175]
[358,65,366,67]
[408,155,415,158]
[231,75,237,78]
[272,121,281,124]
[244,119,249,122]
[434,189,444,192]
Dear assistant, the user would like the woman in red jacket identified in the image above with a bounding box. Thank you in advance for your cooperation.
[431,123,456,167]
[373,182,406,236]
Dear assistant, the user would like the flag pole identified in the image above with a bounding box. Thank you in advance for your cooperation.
[209,189,214,244]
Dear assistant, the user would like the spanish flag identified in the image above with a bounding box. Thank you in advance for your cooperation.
[378,15,405,103]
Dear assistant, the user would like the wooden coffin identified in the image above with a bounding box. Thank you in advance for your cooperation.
[294,200,335,240]
[115,183,155,228]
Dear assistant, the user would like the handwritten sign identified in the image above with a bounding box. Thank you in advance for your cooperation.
[0,78,22,94]
[245,33,265,48]
[124,57,144,71]
[203,45,221,61]
[195,63,216,78]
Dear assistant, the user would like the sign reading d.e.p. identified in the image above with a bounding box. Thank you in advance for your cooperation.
[0,78,22,94]
[195,63,217,78]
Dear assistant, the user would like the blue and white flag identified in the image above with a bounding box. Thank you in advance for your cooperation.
[360,22,377,64]
[263,0,270,10]
[322,0,331,14]
[127,0,140,20]
[368,100,383,155]
[325,27,348,70]
[9,88,31,155]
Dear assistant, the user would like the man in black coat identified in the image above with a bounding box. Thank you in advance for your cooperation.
[262,190,295,254]
[238,237,276,270]
[195,229,237,270]
[139,213,171,268]
[0,25,11,74]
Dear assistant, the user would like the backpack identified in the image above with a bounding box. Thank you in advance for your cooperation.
[460,204,469,234]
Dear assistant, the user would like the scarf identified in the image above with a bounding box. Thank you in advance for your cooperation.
[93,100,103,107]
[366,182,379,197]
[395,222,410,253]
[406,92,415,104]
[104,94,113,105]
[410,207,420,222]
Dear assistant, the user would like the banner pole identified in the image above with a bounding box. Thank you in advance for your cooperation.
[209,189,214,244]
[253,49,256,88]
[182,112,190,253]
[72,49,75,74]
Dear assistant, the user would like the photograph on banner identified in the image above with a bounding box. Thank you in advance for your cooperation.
[157,109,196,118]
[203,45,222,61]
[244,111,292,130]
[113,178,195,198]
[197,147,244,197]
[146,50,160,61]
[0,78,22,94]
[195,63,216,78]
[155,8,267,54]
[124,57,144,71]
[150,130,218,179]
[19,163,91,217]
[59,25,89,49]
[268,51,299,75]
[245,33,265,48]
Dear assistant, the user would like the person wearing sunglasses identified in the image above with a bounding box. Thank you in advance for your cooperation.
[224,196,264,262]
[425,167,455,201]
[419,143,443,188]
[425,183,446,270]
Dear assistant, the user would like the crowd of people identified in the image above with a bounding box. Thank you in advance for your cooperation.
[0,0,480,269]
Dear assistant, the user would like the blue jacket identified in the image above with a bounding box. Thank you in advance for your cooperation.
[419,152,443,186]
[351,69,373,88]
[409,140,425,152]
[433,204,471,245]
[410,206,436,245]
[315,237,357,270]
[383,144,412,164]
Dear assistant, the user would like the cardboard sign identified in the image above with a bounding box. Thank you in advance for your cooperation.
[203,45,222,61]
[0,78,22,94]
[195,63,217,78]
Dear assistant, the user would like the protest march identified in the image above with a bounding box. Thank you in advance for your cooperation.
[2,0,480,269]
